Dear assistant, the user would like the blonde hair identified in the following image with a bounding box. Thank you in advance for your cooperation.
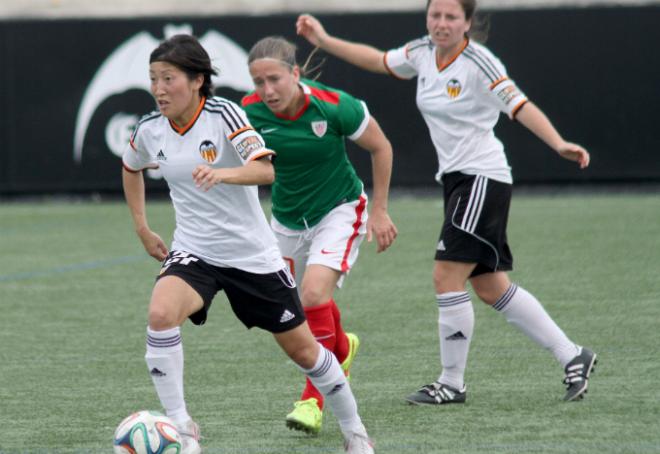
[248,36,325,79]
[248,36,296,67]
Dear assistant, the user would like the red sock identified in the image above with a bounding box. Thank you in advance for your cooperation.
[331,299,350,364]
[301,302,336,409]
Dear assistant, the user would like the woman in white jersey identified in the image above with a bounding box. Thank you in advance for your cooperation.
[242,36,397,436]
[122,34,375,454]
[297,0,597,405]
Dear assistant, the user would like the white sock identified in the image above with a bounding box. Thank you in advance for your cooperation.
[493,284,580,367]
[436,292,474,390]
[145,326,190,425]
[298,345,366,439]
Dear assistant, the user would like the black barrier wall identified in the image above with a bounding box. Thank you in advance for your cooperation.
[0,7,658,194]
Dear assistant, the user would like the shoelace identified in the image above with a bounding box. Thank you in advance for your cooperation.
[294,399,319,413]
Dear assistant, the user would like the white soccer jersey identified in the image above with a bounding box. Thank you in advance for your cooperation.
[122,96,285,274]
[385,37,528,184]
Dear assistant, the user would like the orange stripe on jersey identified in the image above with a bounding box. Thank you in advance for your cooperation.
[241,92,262,107]
[129,137,137,151]
[490,77,509,90]
[341,195,367,273]
[383,52,407,80]
[228,126,254,140]
[511,99,529,119]
[248,149,275,161]
[309,86,340,105]
[436,38,469,72]
[169,97,206,135]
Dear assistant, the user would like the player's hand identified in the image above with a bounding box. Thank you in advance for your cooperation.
[296,14,328,47]
[193,165,223,191]
[557,142,590,169]
[137,228,168,261]
[367,210,398,253]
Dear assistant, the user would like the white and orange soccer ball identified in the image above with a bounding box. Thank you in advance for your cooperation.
[113,410,182,454]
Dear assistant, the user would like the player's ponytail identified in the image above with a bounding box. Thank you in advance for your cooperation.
[150,34,218,98]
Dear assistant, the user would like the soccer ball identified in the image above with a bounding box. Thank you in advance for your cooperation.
[113,410,182,454]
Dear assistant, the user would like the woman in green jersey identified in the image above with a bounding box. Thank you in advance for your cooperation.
[242,36,398,436]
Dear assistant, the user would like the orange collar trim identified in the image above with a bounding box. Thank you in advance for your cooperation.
[169,97,206,135]
[436,39,469,72]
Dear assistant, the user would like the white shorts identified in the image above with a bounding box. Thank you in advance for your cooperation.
[270,194,368,289]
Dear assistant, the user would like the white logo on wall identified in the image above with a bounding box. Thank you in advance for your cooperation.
[105,112,139,158]
[73,24,253,179]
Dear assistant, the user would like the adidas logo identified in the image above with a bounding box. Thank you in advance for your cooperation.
[150,367,166,377]
[279,310,295,323]
[327,383,345,396]
[156,150,167,160]
[437,240,446,251]
[445,331,467,341]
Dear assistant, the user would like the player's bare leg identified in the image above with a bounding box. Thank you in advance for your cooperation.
[146,276,203,453]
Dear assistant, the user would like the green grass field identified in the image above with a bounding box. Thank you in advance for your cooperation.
[1,193,659,453]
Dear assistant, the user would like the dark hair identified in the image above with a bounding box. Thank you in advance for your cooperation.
[150,34,218,98]
[248,36,325,80]
[426,0,489,42]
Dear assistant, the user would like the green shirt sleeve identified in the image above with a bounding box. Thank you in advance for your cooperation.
[335,90,370,140]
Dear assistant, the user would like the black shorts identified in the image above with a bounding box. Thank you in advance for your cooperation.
[435,172,513,277]
[156,251,305,333]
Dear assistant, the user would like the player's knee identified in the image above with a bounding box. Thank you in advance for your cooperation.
[300,286,327,307]
[433,272,463,294]
[432,270,444,292]
[473,286,498,306]
[288,343,319,370]
[147,304,179,330]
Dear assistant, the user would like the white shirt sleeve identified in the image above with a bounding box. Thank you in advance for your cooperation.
[384,43,419,80]
[222,101,275,164]
[472,48,528,119]
[487,77,528,120]
[228,127,274,163]
[122,126,157,171]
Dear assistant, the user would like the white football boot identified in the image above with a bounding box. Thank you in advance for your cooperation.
[177,419,202,454]
[344,431,375,454]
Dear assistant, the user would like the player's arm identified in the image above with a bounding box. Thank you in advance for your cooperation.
[353,117,398,253]
[296,14,388,74]
[515,102,590,169]
[122,167,168,261]
[195,101,276,189]
[192,156,274,190]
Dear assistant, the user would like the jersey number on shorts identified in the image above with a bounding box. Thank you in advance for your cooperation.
[163,251,200,268]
